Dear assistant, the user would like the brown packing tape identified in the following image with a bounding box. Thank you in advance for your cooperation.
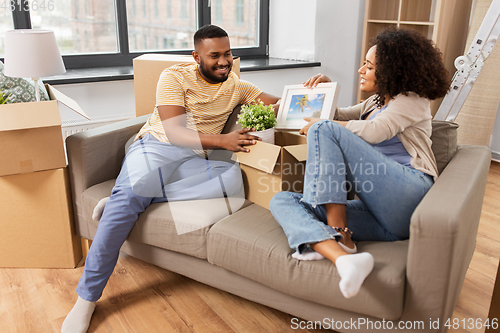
[19,160,34,174]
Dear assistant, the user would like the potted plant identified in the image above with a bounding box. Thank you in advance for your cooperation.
[236,100,277,144]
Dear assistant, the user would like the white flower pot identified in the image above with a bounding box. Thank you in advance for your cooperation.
[252,127,275,144]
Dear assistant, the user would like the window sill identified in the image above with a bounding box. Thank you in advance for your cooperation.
[44,57,321,85]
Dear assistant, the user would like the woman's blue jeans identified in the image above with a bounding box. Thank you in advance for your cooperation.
[269,120,433,253]
[76,134,243,302]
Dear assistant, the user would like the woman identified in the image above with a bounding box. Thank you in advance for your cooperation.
[269,27,450,299]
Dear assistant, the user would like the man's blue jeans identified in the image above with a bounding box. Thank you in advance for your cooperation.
[76,134,243,302]
[269,120,433,253]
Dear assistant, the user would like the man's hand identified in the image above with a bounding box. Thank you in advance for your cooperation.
[219,128,262,152]
[299,117,322,136]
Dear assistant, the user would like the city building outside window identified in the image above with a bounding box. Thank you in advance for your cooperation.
[0,9,14,57]
[5,0,269,69]
[167,0,172,19]
[236,0,244,25]
[214,0,222,23]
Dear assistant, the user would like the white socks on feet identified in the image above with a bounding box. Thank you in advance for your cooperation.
[92,197,110,221]
[335,252,374,299]
[61,296,96,333]
[292,250,325,261]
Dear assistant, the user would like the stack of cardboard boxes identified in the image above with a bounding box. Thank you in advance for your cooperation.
[0,85,84,268]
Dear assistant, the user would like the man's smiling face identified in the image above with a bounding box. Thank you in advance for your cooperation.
[193,36,233,84]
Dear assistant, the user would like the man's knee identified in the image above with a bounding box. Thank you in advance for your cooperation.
[219,162,244,197]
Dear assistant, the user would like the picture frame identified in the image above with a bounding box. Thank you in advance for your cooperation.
[276,82,340,130]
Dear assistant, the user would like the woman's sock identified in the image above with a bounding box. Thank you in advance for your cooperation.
[61,296,96,333]
[291,250,325,261]
[335,252,374,299]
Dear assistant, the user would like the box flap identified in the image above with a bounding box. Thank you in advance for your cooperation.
[235,141,281,174]
[134,54,195,62]
[0,102,61,131]
[46,85,90,120]
[284,144,308,162]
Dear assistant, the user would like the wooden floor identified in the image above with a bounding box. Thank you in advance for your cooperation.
[1,163,500,333]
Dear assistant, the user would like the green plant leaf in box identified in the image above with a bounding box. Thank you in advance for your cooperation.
[0,92,10,104]
[236,100,277,131]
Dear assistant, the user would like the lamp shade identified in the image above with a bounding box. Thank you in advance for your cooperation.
[4,29,66,78]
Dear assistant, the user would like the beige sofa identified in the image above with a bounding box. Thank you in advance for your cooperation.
[66,114,491,332]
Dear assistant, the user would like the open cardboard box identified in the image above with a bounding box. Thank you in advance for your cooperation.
[133,53,241,117]
[235,131,307,209]
[0,84,88,177]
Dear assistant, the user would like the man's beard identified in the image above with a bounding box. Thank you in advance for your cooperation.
[199,59,231,83]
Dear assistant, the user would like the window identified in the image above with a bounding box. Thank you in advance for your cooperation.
[212,0,258,47]
[181,1,187,20]
[0,9,14,57]
[167,0,172,19]
[214,0,222,23]
[236,0,244,25]
[8,0,269,69]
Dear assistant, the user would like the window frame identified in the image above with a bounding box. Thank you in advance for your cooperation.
[10,0,269,70]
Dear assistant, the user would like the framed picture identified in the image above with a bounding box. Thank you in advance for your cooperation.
[276,82,340,130]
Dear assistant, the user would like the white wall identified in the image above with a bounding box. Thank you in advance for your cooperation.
[55,0,365,122]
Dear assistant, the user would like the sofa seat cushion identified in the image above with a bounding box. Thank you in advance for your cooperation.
[206,204,408,320]
[82,179,252,259]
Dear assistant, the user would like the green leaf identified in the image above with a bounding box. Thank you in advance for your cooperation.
[236,100,277,130]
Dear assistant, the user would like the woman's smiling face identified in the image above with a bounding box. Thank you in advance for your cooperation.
[358,46,378,93]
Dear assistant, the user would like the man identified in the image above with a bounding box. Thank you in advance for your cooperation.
[61,25,279,333]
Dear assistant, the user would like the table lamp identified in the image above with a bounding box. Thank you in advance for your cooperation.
[4,29,66,102]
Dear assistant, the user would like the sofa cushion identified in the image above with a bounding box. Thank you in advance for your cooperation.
[431,120,459,175]
[82,179,252,259]
[0,61,50,103]
[207,204,408,320]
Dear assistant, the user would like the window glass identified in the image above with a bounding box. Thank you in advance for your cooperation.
[34,0,118,55]
[127,0,197,52]
[0,10,14,57]
[211,0,258,48]
[214,0,222,23]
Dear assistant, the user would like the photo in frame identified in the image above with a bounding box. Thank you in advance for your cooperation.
[276,82,340,130]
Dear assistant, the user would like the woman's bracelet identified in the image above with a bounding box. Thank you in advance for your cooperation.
[333,227,353,236]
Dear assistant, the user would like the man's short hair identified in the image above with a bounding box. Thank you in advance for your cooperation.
[194,25,228,46]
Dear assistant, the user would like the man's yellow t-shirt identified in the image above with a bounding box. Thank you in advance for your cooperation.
[137,63,262,145]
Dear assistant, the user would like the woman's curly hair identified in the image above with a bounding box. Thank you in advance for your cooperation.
[370,27,450,107]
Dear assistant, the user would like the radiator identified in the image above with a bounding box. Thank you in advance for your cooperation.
[61,114,134,140]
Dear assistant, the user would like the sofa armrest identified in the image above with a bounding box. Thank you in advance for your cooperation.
[66,115,150,239]
[401,145,491,329]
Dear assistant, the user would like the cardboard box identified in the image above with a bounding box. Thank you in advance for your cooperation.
[235,131,308,209]
[0,168,82,268]
[0,85,88,177]
[133,53,241,117]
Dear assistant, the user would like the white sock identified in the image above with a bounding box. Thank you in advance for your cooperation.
[335,253,374,299]
[61,296,96,333]
[92,197,110,221]
[291,250,325,261]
